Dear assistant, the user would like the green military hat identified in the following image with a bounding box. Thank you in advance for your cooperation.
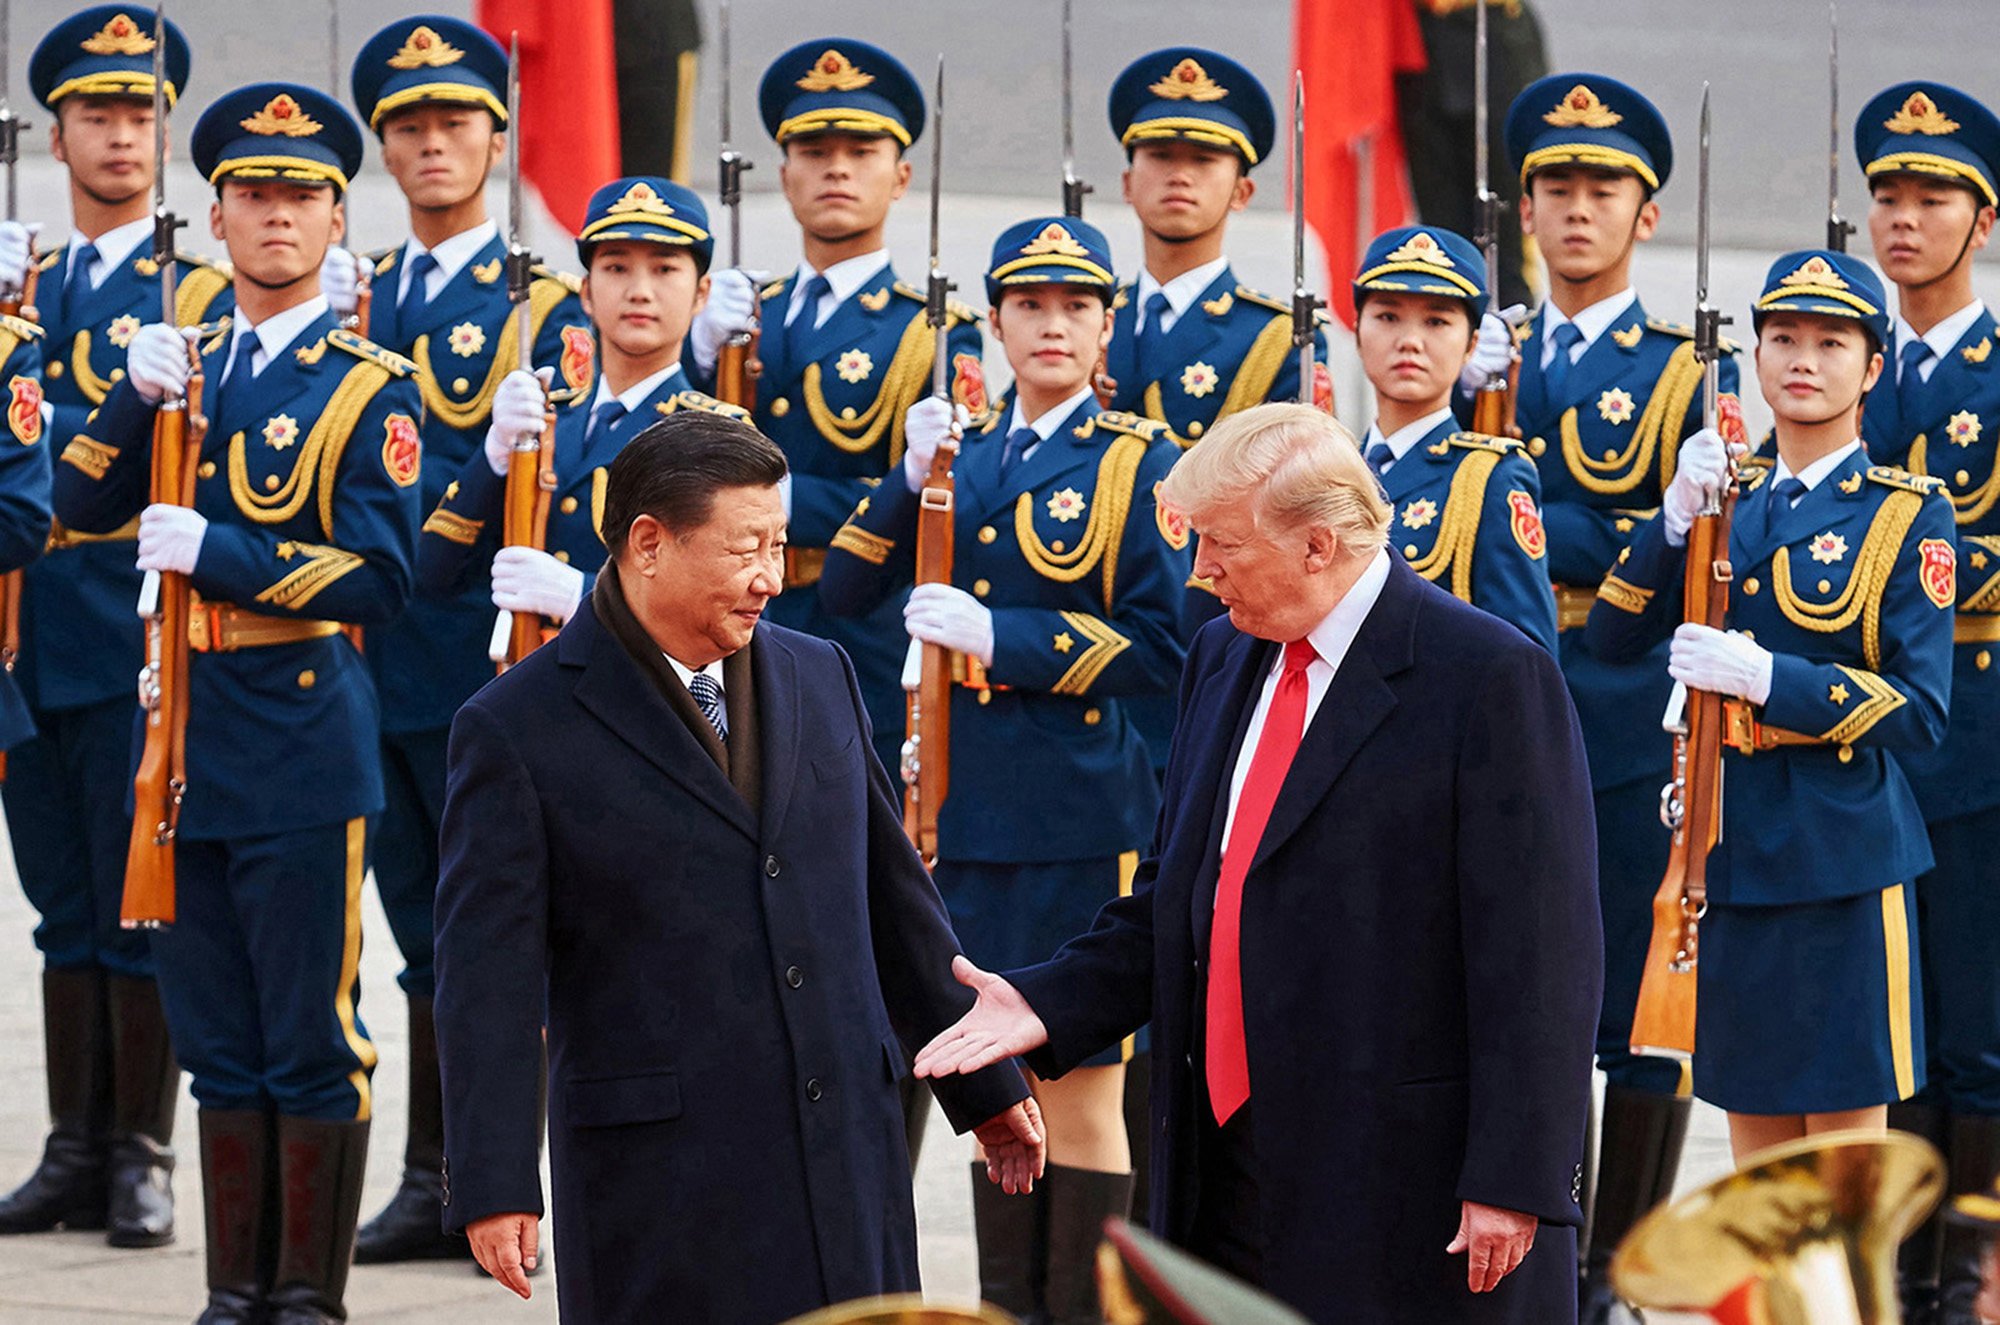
[1096,1220,1311,1324]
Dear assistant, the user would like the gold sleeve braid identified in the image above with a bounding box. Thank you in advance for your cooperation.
[420,508,483,546]
[1011,433,1147,612]
[1049,611,1132,695]
[1769,489,1924,671]
[226,359,392,539]
[1818,663,1909,745]
[1597,572,1654,614]
[254,540,365,611]
[1401,450,1501,601]
[1906,433,2000,525]
[1961,535,2000,611]
[830,523,894,565]
[1558,341,1703,496]
[411,277,575,431]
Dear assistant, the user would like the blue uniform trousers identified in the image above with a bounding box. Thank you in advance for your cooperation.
[4,696,151,976]
[1913,804,2000,1116]
[1591,777,1682,1095]
[153,817,377,1121]
[371,727,450,1000]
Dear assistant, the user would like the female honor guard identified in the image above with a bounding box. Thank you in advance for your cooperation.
[821,216,1190,1325]
[1586,250,1954,1161]
[51,83,422,1323]
[0,6,229,1250]
[1850,81,2000,1325]
[420,178,746,626]
[1352,225,1556,653]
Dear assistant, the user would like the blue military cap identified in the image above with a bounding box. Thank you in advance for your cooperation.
[29,6,189,111]
[1752,249,1891,347]
[576,177,713,270]
[1353,226,1489,323]
[351,16,508,134]
[758,39,924,149]
[191,84,365,195]
[1855,81,2000,209]
[1506,73,1672,194]
[1108,47,1274,169]
[985,216,1116,305]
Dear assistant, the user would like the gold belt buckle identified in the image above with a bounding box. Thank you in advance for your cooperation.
[1722,700,1759,756]
[186,603,217,653]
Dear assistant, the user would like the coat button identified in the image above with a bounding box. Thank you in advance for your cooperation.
[771,397,791,418]
[452,376,471,394]
[973,578,990,597]
[560,496,578,514]
[786,965,804,989]
[765,854,781,877]
[1979,650,1992,671]
[1743,577,1761,596]
[45,360,61,379]
[805,1078,823,1101]
[297,670,316,689]
[554,549,571,563]
[978,526,997,544]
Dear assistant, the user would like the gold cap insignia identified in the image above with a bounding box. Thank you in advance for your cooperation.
[1381,231,1453,268]
[240,94,323,138]
[1885,91,1961,136]
[796,49,874,93]
[1149,57,1228,103]
[1543,84,1623,129]
[387,25,466,70]
[607,181,676,218]
[1021,222,1091,258]
[1780,255,1848,289]
[80,13,154,56]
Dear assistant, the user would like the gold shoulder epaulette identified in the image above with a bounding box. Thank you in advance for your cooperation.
[1740,464,1772,492]
[1233,284,1289,315]
[174,249,225,271]
[531,265,581,295]
[1447,430,1524,455]
[1090,409,1171,442]
[658,390,752,422]
[760,277,789,300]
[327,328,417,378]
[889,280,978,324]
[1867,465,1947,496]
[0,313,44,341]
[976,401,1009,436]
[1644,316,1738,353]
[1112,284,1132,312]
[33,249,60,274]
[549,384,589,408]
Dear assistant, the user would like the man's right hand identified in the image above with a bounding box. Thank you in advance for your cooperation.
[902,396,968,493]
[0,221,37,296]
[127,324,194,404]
[913,956,1049,1077]
[484,367,553,476]
[467,1212,539,1300]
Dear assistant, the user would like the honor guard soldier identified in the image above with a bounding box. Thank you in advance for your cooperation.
[1352,225,1557,652]
[689,37,983,779]
[420,177,746,626]
[1851,81,2000,1325]
[1587,247,1953,1165]
[1494,73,1741,1316]
[343,14,589,1267]
[822,216,1190,1325]
[51,83,421,1323]
[0,5,228,1253]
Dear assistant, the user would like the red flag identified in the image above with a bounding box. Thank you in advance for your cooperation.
[1293,0,1426,329]
[476,0,620,235]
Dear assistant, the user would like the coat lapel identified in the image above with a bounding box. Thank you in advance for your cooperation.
[1147,268,1234,388]
[1516,307,1551,424]
[1105,285,1140,407]
[975,396,1100,523]
[1379,419,1459,504]
[411,234,507,336]
[1188,629,1274,955]
[1908,309,1998,440]
[1559,300,1647,415]
[210,312,337,438]
[752,627,803,840]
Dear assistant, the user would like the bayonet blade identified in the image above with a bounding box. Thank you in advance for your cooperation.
[327,1,339,101]
[718,0,750,267]
[1827,1,1853,251]
[1290,72,1321,406]
[0,0,19,223]
[1060,0,1089,217]
[927,56,951,399]
[1695,84,1711,321]
[1693,83,1729,434]
[1473,0,1499,300]
[150,4,176,324]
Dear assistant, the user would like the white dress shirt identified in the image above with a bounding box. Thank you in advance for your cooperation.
[218,296,331,386]
[1769,439,1863,503]
[591,361,686,415]
[1135,255,1230,338]
[664,653,725,695]
[1222,549,1394,845]
[1895,300,1986,384]
[783,249,892,331]
[1361,406,1457,476]
[66,215,154,291]
[397,220,499,307]
[1540,287,1638,371]
[1003,384,1098,467]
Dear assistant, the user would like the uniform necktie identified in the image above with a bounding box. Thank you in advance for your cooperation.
[688,671,727,742]
[1543,321,1584,402]
[586,398,626,451]
[1897,338,1934,421]
[785,274,831,368]
[998,425,1038,481]
[1363,439,1394,476]
[1137,290,1173,375]
[217,332,260,414]
[1206,637,1317,1125]
[63,241,99,322]
[401,251,440,322]
[1765,476,1807,540]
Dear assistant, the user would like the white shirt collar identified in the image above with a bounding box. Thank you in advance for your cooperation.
[592,361,685,414]
[1364,406,1456,465]
[1542,288,1638,360]
[69,215,154,285]
[227,296,330,379]
[1287,549,1392,677]
[402,220,499,298]
[1771,439,1863,494]
[1895,299,1986,382]
[788,249,891,326]
[662,653,724,692]
[1008,384,1097,442]
[1135,255,1230,334]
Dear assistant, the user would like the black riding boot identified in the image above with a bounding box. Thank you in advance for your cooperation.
[195,1109,270,1325]
[0,968,112,1233]
[1892,1098,1949,1325]
[1579,1087,1691,1325]
[265,1116,369,1325]
[1042,1165,1135,1325]
[1940,1113,2000,1325]
[105,973,178,1247]
[971,1161,1047,1321]
[353,998,465,1263]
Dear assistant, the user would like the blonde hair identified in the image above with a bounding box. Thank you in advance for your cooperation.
[1159,402,1390,555]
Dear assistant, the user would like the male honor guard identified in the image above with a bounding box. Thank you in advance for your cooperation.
[694,38,983,777]
[51,84,421,1323]
[0,6,228,1252]
[344,14,588,1266]
[1851,81,2000,1325]
[420,177,747,618]
[1497,72,1741,1320]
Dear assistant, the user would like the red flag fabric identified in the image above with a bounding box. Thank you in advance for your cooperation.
[476,0,620,235]
[1293,0,1426,329]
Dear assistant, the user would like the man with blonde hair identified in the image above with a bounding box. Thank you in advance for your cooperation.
[915,401,1603,1321]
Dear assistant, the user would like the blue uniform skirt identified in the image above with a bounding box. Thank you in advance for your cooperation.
[933,853,1139,1069]
[1694,882,1925,1114]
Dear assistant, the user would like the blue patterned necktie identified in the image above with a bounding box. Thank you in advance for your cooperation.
[1765,476,1807,540]
[687,671,727,742]
[1543,321,1584,402]
[999,425,1039,481]
[586,398,626,451]
[1363,439,1394,476]
[1896,338,1934,423]
[63,241,99,323]
[401,251,440,323]
[785,274,831,369]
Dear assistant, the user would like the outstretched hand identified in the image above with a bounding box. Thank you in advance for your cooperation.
[913,956,1049,1078]
[971,1096,1047,1194]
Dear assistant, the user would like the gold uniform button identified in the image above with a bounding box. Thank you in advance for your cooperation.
[972,578,990,598]
[978,526,997,544]
[297,670,316,689]
[770,397,790,418]
[1979,650,1993,672]
[840,406,857,422]
[554,550,571,564]
[1838,744,1854,763]
[1818,579,1832,594]
[1528,437,1547,457]
[197,461,216,479]
[559,496,578,514]
[1958,470,1973,487]
[109,368,124,382]
[1050,540,1066,554]
[1404,544,1419,559]
[45,360,61,379]
[1743,577,1760,596]
[1083,707,1101,726]
[977,689,992,706]
[263,474,279,491]
[452,377,471,394]
[1187,421,1204,439]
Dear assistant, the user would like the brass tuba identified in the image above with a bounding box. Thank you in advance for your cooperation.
[779,1296,1017,1325]
[1611,1129,1945,1324]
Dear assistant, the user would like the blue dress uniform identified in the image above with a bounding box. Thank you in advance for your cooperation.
[51,85,418,1322]
[1354,226,1558,654]
[1587,250,1954,1116]
[0,319,51,747]
[0,7,223,1252]
[718,38,986,778]
[420,178,750,608]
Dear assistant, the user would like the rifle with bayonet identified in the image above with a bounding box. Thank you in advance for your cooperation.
[1826,2,1854,252]
[713,0,760,409]
[1061,0,1090,221]
[902,56,956,868]
[123,3,203,929]
[0,0,34,778]
[1290,73,1329,414]
[490,32,557,673]
[1469,0,1518,436]
[1631,85,1734,1061]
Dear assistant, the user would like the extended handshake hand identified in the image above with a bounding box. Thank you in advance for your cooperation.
[913,956,1051,1078]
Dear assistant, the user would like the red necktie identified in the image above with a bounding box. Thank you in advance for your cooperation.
[1206,638,1318,1124]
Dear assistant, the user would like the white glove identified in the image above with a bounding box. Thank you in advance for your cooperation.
[902,396,968,492]
[490,545,585,623]
[1663,427,1735,545]
[905,582,994,668]
[1457,304,1525,393]
[1668,623,1773,705]
[320,246,360,318]
[0,221,38,296]
[689,267,761,372]
[135,503,207,574]
[126,323,193,404]
[484,367,553,476]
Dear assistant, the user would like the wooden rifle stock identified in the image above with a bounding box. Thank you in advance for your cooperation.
[1630,487,1735,1060]
[714,308,762,411]
[1470,356,1519,438]
[902,433,959,865]
[0,252,40,782]
[496,352,558,673]
[122,342,206,928]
